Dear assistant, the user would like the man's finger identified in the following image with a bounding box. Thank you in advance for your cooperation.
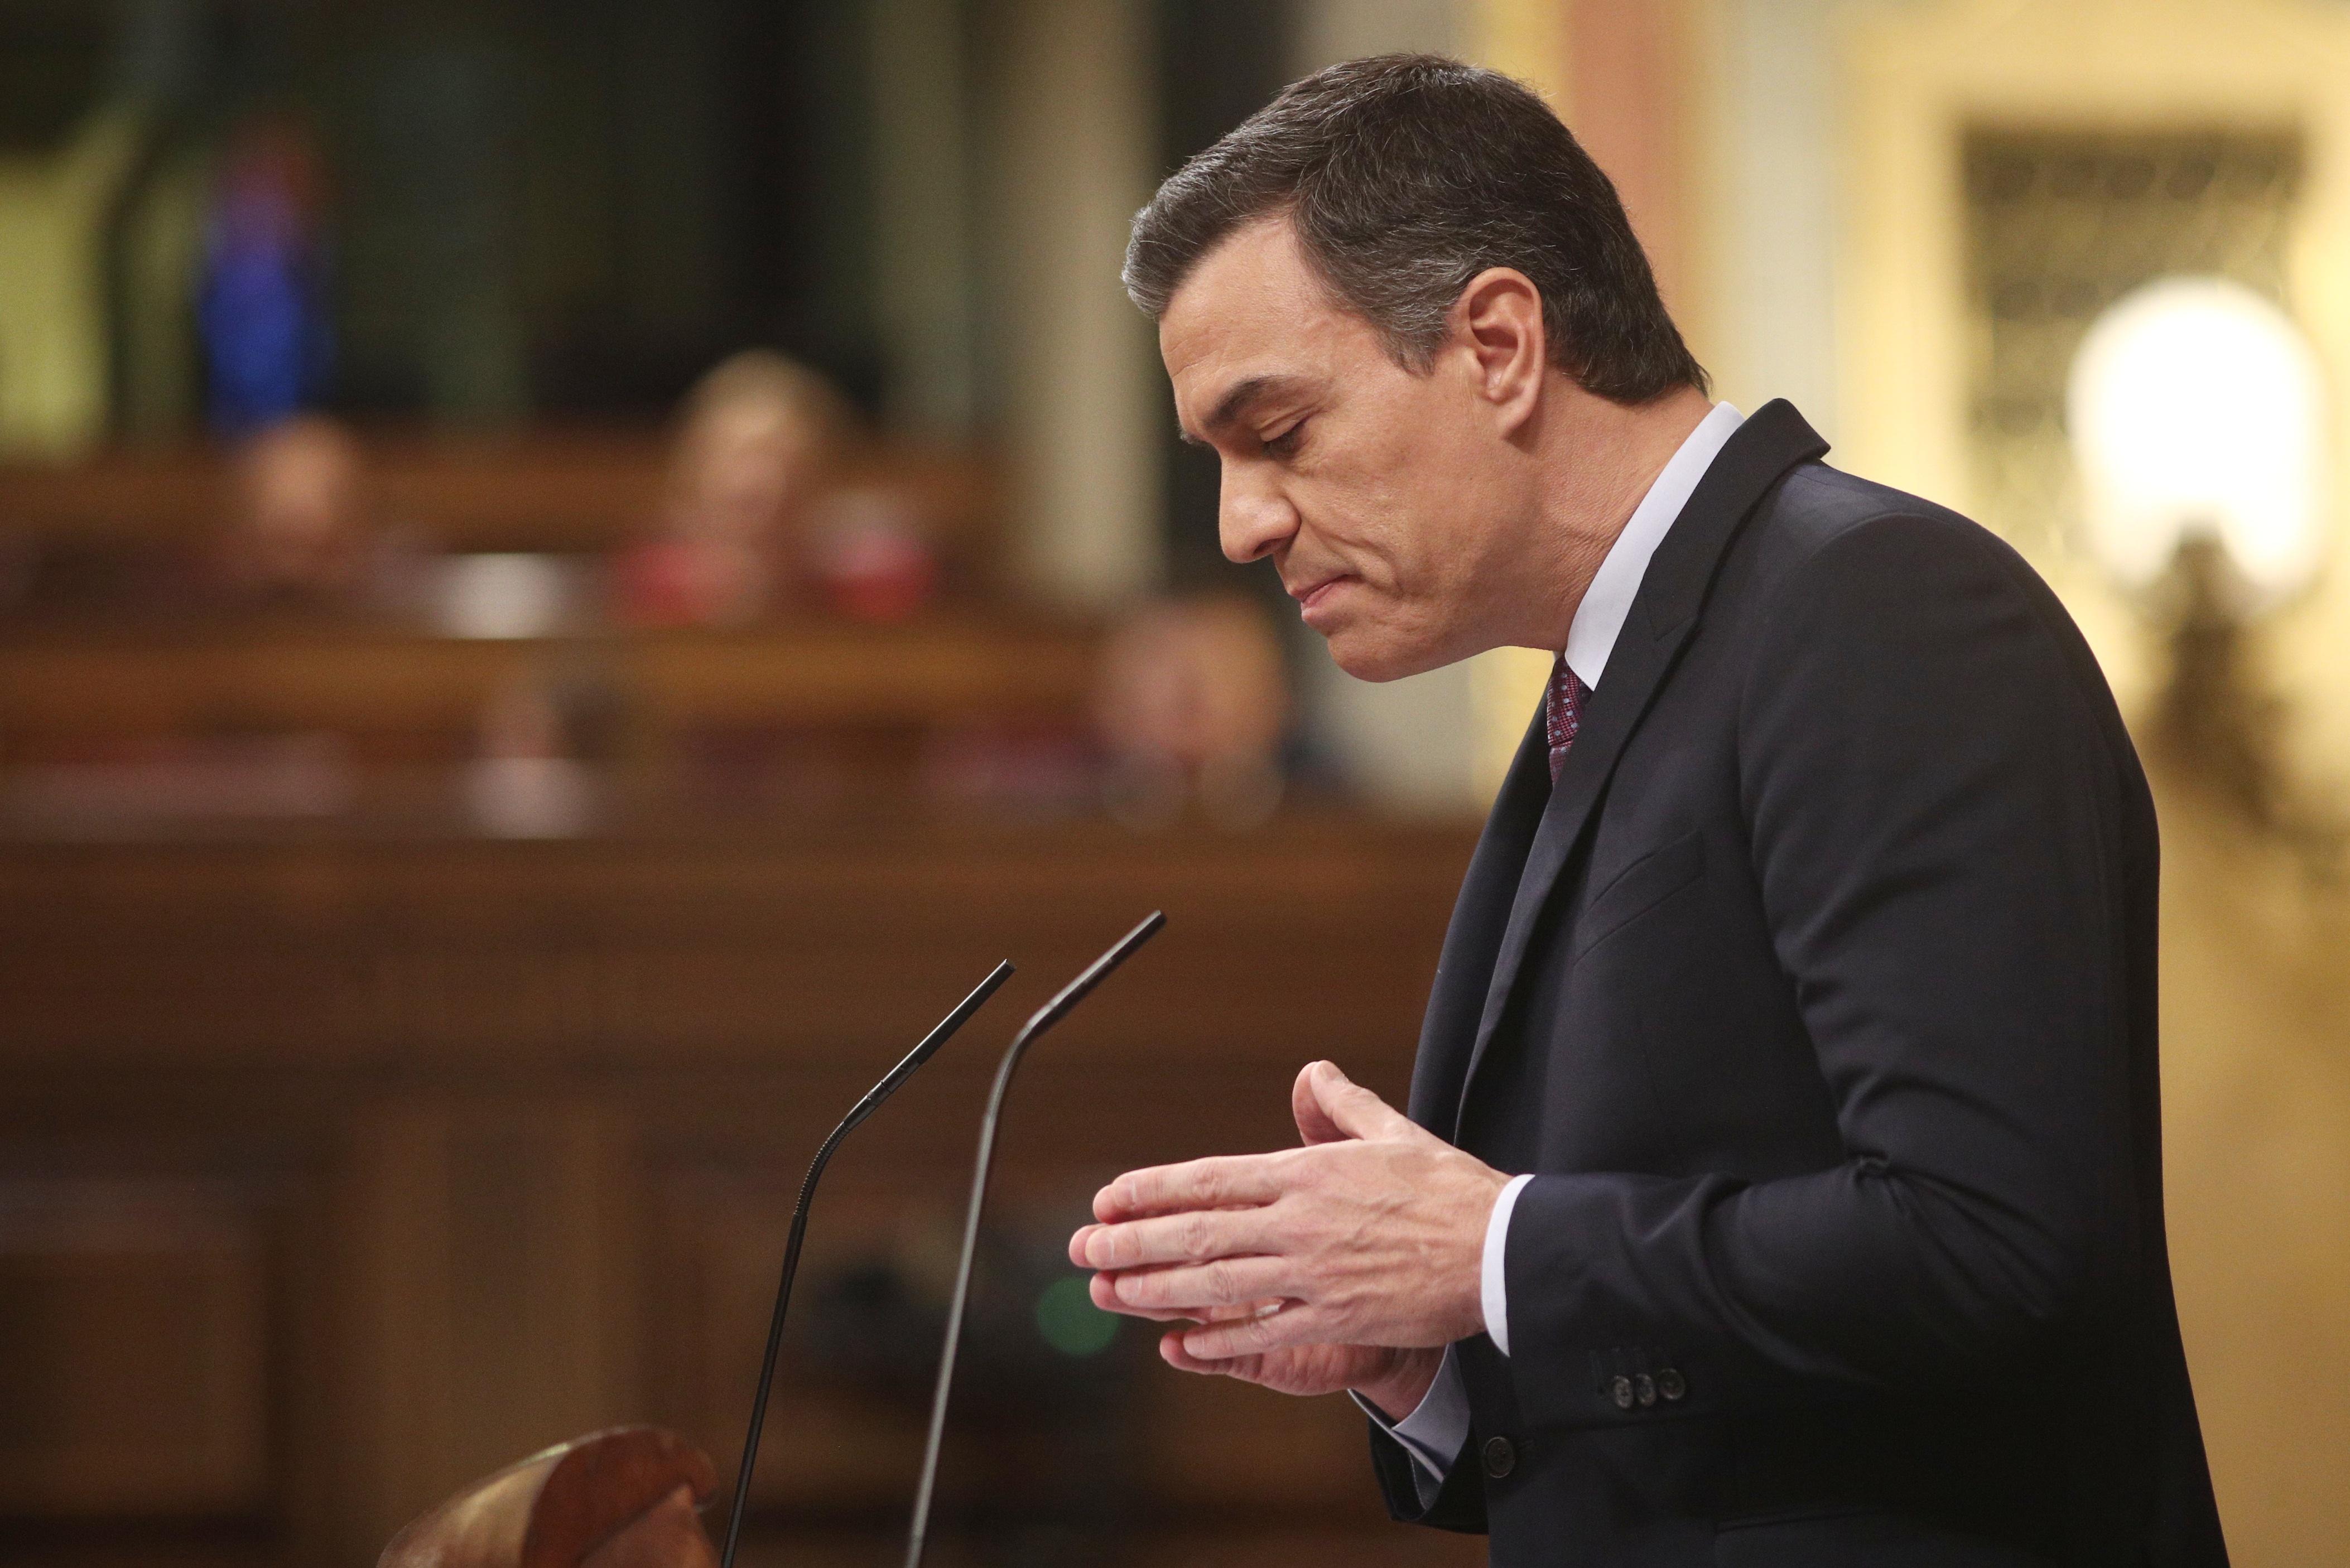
[1076,1205,1279,1271]
[1106,1255,1289,1313]
[1092,1152,1289,1220]
[1160,1330,1261,1379]
[1092,1268,1283,1324]
[1087,1270,1197,1321]
[1304,1060,1418,1143]
[1176,1300,1327,1361]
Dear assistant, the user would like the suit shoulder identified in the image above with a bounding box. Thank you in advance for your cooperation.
[1742,462,2059,621]
[1727,462,2141,792]
[1756,463,2001,566]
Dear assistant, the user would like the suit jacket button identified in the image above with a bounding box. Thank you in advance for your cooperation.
[1609,1375,1636,1410]
[1657,1367,1687,1401]
[1634,1373,1657,1407]
[1481,1435,1516,1479]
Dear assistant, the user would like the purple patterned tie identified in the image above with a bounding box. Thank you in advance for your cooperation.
[1546,655,1586,784]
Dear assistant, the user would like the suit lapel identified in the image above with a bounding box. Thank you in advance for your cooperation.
[1405,705,1552,1133]
[1448,401,1830,1140]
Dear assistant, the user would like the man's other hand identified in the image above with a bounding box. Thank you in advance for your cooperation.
[1160,1325,1444,1421]
[1068,1060,1506,1411]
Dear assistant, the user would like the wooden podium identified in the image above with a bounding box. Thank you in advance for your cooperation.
[379,1429,719,1568]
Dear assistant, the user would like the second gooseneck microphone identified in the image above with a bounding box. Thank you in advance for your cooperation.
[717,959,1016,1568]
[903,912,1166,1568]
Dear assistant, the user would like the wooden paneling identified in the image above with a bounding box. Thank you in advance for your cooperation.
[331,1103,643,1560]
[0,1181,271,1517]
[645,1178,928,1512]
[0,820,1483,1565]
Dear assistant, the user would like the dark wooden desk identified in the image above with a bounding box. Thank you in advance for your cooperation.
[0,818,1484,1568]
[0,617,1096,761]
[0,432,998,560]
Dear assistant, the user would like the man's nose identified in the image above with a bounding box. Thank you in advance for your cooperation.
[1218,466,1297,565]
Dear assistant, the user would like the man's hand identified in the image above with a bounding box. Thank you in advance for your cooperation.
[1068,1060,1507,1411]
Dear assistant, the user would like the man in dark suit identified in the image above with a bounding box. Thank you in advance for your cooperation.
[1069,55,2227,1566]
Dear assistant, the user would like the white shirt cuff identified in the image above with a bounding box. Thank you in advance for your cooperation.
[1352,1344,1470,1508]
[1483,1173,1534,1358]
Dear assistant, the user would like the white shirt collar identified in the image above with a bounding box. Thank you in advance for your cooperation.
[1563,401,1744,689]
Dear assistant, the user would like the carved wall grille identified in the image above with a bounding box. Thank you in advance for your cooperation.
[1963,128,2304,556]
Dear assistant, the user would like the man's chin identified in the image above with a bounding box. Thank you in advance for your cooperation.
[1323,628,1445,684]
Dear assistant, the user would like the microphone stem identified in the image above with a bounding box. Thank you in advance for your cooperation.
[717,1117,845,1568]
[718,960,1014,1568]
[903,912,1163,1568]
[903,1028,1023,1568]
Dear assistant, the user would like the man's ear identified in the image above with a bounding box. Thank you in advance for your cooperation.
[1452,267,1548,437]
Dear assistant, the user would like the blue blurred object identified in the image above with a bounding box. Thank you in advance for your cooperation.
[199,120,333,433]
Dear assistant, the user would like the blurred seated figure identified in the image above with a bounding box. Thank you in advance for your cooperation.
[1093,593,1292,829]
[614,351,848,628]
[464,667,620,839]
[216,413,417,612]
[804,484,941,623]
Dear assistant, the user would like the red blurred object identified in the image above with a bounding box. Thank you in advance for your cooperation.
[611,538,728,629]
[813,512,938,623]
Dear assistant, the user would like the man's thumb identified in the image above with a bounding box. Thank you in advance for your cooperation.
[1293,1062,1350,1145]
[1306,1060,1415,1141]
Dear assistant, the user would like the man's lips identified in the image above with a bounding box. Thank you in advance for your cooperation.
[1287,574,1351,612]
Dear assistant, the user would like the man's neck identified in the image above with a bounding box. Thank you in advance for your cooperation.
[1519,383,1713,652]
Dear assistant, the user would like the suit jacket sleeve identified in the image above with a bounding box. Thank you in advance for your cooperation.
[1500,510,2145,1430]
[1368,1419,1489,1533]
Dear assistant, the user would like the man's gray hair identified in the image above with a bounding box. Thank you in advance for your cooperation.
[1124,54,1706,403]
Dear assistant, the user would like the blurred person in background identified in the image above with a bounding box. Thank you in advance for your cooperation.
[614,350,848,628]
[216,413,411,611]
[464,666,618,840]
[199,115,334,436]
[1093,593,1291,828]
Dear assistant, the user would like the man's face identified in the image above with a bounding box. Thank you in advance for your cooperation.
[1160,218,1538,681]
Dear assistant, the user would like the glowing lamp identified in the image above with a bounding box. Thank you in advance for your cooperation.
[2066,275,2327,610]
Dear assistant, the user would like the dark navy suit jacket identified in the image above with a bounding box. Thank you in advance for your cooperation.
[1369,402,2227,1567]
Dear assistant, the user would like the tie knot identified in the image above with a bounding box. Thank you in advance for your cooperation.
[1547,659,1586,784]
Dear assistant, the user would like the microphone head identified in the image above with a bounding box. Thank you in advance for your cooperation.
[1017,911,1164,1041]
[905,960,1017,1072]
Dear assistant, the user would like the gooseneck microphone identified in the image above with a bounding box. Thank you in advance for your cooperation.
[903,913,1166,1568]
[717,959,1016,1568]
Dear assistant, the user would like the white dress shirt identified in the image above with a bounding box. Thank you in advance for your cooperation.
[1362,401,1745,1504]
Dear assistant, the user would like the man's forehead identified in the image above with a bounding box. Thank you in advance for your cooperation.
[1160,219,1359,428]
